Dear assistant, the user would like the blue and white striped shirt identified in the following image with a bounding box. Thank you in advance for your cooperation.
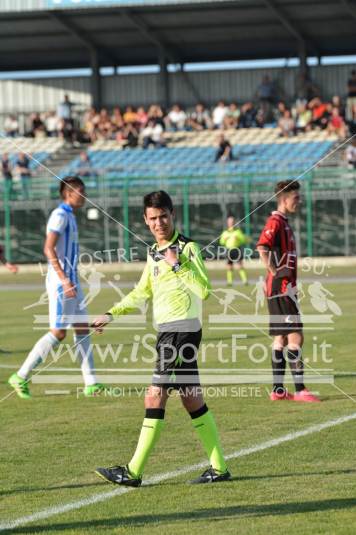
[46,202,79,285]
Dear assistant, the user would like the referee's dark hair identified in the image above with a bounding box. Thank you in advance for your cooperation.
[275,180,300,198]
[59,176,85,198]
[143,190,174,214]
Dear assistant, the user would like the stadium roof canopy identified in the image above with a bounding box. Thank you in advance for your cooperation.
[1,0,356,72]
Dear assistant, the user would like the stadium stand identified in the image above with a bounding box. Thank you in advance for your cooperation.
[0,137,62,171]
[59,129,338,184]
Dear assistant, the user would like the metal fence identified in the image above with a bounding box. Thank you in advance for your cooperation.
[1,168,356,263]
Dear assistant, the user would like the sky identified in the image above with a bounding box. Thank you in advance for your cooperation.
[0,55,355,80]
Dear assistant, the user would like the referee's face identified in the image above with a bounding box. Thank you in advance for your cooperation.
[144,207,175,244]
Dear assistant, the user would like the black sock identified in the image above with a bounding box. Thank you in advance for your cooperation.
[272,349,286,393]
[287,348,305,392]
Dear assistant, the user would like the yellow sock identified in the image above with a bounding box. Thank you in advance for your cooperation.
[239,268,247,284]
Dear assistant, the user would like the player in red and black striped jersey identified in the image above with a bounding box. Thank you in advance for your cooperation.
[257,180,320,403]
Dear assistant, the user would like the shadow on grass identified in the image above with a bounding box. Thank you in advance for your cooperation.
[0,482,101,497]
[4,498,356,533]
[155,468,356,487]
[236,468,356,482]
[3,468,355,496]
[321,394,356,401]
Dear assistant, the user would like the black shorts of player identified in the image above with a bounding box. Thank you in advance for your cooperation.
[267,295,303,336]
[152,329,202,390]
[227,247,243,265]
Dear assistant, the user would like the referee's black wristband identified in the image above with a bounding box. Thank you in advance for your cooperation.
[104,312,114,322]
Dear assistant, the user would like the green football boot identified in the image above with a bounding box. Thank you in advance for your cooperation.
[84,383,105,397]
[8,373,31,400]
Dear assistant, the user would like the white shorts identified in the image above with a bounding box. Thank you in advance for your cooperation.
[46,279,88,329]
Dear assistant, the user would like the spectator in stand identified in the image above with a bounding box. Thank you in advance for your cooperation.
[328,107,347,139]
[57,94,73,123]
[77,151,96,178]
[4,115,19,137]
[345,139,356,169]
[97,108,113,140]
[165,104,187,131]
[29,113,46,138]
[215,133,233,162]
[111,106,125,132]
[295,103,312,133]
[15,152,31,200]
[239,102,257,128]
[274,101,287,122]
[256,75,276,104]
[223,103,240,129]
[188,103,212,130]
[57,94,77,144]
[255,105,266,128]
[331,95,345,118]
[58,116,75,144]
[83,107,98,142]
[45,111,59,137]
[278,109,295,137]
[136,106,148,130]
[347,103,356,136]
[212,101,228,129]
[123,106,138,125]
[309,98,329,129]
[346,70,356,122]
[142,119,166,149]
[148,105,165,128]
[120,123,139,149]
[1,153,13,198]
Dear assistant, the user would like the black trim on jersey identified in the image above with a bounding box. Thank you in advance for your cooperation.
[149,232,193,263]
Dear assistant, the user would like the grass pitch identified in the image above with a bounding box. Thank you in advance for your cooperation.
[0,267,356,534]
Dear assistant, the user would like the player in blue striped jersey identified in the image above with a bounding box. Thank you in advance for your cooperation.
[8,176,103,399]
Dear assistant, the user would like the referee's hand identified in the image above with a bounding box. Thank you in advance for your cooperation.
[91,314,111,334]
[164,247,178,267]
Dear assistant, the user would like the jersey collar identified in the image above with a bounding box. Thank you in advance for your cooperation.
[272,210,287,220]
[59,202,73,213]
[154,229,179,251]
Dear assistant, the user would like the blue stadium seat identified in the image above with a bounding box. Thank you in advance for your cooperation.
[58,141,334,183]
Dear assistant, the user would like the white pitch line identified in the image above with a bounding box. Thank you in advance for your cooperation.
[1,410,356,532]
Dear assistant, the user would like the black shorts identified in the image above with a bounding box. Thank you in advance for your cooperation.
[227,248,243,265]
[267,295,303,336]
[152,329,202,390]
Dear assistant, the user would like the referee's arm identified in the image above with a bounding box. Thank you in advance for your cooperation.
[108,262,152,316]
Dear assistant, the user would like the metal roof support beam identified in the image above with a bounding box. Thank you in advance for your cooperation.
[299,42,308,78]
[48,12,117,67]
[49,13,117,109]
[122,10,202,103]
[158,51,170,109]
[262,0,319,58]
[262,0,305,42]
[340,0,356,23]
[90,48,102,110]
